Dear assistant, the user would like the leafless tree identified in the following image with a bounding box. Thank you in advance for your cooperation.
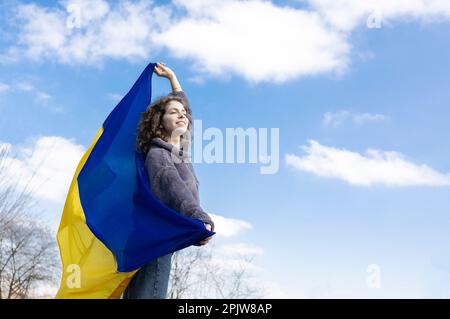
[0,146,59,299]
[204,252,263,299]
[168,243,211,299]
[168,241,264,299]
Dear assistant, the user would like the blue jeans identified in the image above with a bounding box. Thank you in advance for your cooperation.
[122,252,173,299]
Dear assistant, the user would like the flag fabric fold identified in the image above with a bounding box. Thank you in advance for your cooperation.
[55,62,214,299]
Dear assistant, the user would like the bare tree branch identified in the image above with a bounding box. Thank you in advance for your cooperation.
[168,241,263,299]
[0,146,59,299]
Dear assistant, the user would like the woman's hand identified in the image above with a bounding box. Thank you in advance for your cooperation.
[197,223,213,246]
[153,62,176,80]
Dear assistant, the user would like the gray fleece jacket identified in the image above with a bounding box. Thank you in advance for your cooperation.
[144,92,215,231]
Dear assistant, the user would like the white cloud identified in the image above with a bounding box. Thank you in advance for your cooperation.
[3,0,349,82]
[285,139,450,187]
[3,0,450,83]
[258,280,296,298]
[206,255,264,273]
[204,217,265,277]
[0,136,85,203]
[16,81,35,92]
[220,243,264,256]
[63,0,110,26]
[199,241,294,298]
[29,283,59,299]
[353,112,387,125]
[16,81,52,103]
[208,213,253,237]
[4,0,171,65]
[105,92,124,102]
[154,0,350,83]
[307,0,450,31]
[0,82,11,93]
[322,110,387,127]
[35,91,52,104]
[14,3,69,62]
[10,80,59,110]
[187,75,206,85]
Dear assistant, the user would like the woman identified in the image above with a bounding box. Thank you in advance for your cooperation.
[122,62,215,299]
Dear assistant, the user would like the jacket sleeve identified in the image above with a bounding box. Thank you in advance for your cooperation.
[146,150,215,230]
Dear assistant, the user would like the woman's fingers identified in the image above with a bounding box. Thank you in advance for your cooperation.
[201,237,212,244]
[154,64,168,76]
[154,65,166,77]
[158,63,170,72]
[198,236,212,245]
[154,62,174,79]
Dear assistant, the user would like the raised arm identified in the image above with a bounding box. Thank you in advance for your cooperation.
[169,73,182,93]
[153,62,182,92]
[153,62,190,109]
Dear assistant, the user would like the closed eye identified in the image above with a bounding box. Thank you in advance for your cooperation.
[170,110,186,115]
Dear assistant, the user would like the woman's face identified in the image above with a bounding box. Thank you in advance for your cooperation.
[162,100,189,138]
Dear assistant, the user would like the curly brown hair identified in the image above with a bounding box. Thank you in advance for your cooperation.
[136,94,193,155]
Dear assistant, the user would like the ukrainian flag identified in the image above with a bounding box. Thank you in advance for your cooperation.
[55,62,215,299]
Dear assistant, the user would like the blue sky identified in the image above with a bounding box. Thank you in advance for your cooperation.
[1,0,450,298]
